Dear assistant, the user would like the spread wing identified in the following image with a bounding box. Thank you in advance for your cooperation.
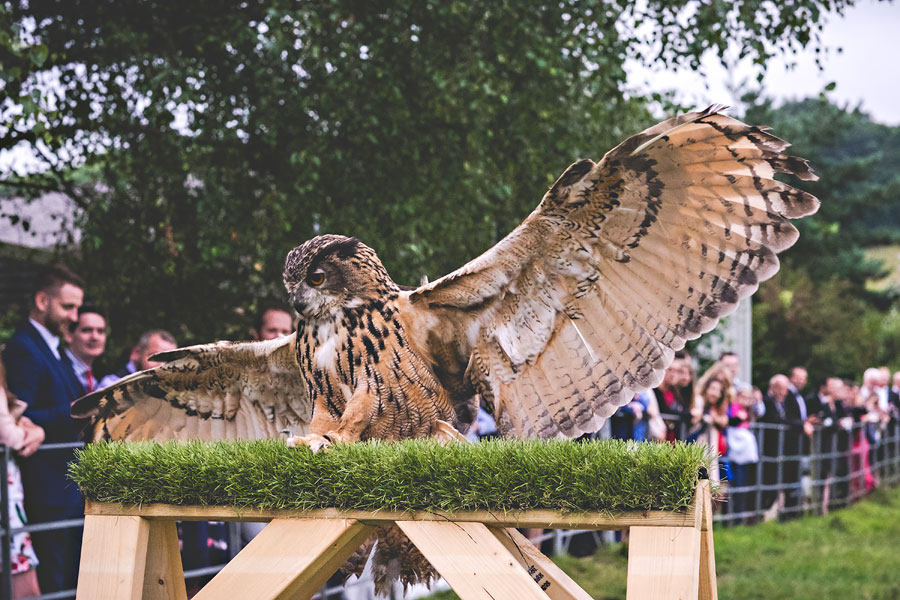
[408,106,819,439]
[71,334,311,442]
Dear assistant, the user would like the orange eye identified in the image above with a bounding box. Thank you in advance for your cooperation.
[308,272,325,286]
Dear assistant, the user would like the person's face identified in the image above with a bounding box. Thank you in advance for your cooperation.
[790,368,808,390]
[721,355,740,378]
[826,378,845,401]
[893,372,900,390]
[257,310,293,340]
[36,283,83,337]
[672,361,691,386]
[737,391,755,408]
[136,334,177,371]
[663,363,681,386]
[705,380,723,403]
[70,312,107,363]
[770,377,789,401]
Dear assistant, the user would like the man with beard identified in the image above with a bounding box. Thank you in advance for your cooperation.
[2,264,86,593]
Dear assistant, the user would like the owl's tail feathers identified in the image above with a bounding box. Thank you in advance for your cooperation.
[339,535,375,580]
[339,525,438,596]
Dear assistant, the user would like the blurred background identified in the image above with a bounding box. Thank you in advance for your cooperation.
[2,0,899,385]
[3,2,900,598]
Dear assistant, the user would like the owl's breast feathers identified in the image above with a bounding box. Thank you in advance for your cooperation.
[296,293,463,440]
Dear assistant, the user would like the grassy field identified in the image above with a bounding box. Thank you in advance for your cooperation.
[428,485,900,600]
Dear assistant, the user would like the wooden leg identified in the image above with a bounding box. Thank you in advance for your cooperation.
[396,520,547,600]
[143,520,188,600]
[489,527,592,600]
[626,526,701,600]
[193,518,374,600]
[698,483,718,600]
[76,515,151,600]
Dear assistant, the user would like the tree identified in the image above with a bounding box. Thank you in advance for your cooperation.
[743,97,900,385]
[743,97,899,293]
[1,0,863,363]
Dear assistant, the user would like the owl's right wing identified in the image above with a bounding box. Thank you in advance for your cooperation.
[408,107,818,439]
[71,333,311,442]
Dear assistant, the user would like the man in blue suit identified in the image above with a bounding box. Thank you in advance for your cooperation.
[3,264,86,593]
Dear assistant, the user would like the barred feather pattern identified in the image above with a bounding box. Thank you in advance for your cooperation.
[71,335,311,441]
[411,106,819,439]
[294,293,459,441]
[70,106,819,594]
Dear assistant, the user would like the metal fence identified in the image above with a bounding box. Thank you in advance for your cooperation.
[3,418,899,599]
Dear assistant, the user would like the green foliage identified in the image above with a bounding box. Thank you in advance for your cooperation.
[751,265,891,385]
[70,438,710,513]
[742,97,900,385]
[743,97,900,289]
[1,0,855,356]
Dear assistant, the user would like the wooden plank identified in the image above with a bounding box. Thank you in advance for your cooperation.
[76,515,150,600]
[143,520,188,600]
[626,525,702,600]
[193,518,374,600]
[489,527,593,600]
[697,481,718,600]
[397,520,547,600]
[84,499,697,529]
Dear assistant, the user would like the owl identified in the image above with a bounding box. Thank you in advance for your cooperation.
[73,106,819,448]
[72,105,819,594]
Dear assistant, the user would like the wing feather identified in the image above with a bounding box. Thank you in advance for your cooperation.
[409,106,819,438]
[72,334,311,442]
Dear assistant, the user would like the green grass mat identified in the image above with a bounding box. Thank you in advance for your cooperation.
[70,438,711,513]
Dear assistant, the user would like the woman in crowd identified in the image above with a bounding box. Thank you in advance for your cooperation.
[691,364,732,484]
[0,360,45,598]
[654,354,693,442]
[726,387,761,520]
[846,382,878,496]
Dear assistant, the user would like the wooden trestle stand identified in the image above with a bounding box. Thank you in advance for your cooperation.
[75,480,716,600]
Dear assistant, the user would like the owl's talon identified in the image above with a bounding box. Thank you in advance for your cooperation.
[285,433,333,453]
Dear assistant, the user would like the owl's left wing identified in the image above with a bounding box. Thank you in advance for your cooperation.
[408,107,818,438]
[71,334,311,442]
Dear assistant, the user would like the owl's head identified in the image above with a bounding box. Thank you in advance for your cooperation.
[283,235,399,319]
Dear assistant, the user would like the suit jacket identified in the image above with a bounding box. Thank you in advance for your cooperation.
[786,386,809,423]
[760,395,806,456]
[889,388,900,419]
[3,321,85,509]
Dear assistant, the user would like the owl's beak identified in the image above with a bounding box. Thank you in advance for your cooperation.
[291,297,306,314]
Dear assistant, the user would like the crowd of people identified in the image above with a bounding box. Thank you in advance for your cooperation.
[0,264,296,597]
[606,351,900,522]
[2,264,899,596]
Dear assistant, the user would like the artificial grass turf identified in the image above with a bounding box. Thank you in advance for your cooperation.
[70,438,712,513]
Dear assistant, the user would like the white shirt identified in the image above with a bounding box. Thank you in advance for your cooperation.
[29,318,61,360]
[65,348,93,392]
[97,361,136,391]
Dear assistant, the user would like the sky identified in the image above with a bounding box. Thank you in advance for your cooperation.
[626,0,900,125]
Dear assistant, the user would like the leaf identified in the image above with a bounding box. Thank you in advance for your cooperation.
[29,44,49,67]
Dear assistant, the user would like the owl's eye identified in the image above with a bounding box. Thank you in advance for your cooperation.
[307,271,325,286]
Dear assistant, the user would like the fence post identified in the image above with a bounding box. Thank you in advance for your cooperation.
[777,425,785,519]
[1,445,11,600]
[754,425,763,523]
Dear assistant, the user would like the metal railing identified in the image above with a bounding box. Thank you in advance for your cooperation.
[3,419,899,599]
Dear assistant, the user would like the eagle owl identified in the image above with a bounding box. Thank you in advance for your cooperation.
[73,106,819,447]
[72,106,819,593]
